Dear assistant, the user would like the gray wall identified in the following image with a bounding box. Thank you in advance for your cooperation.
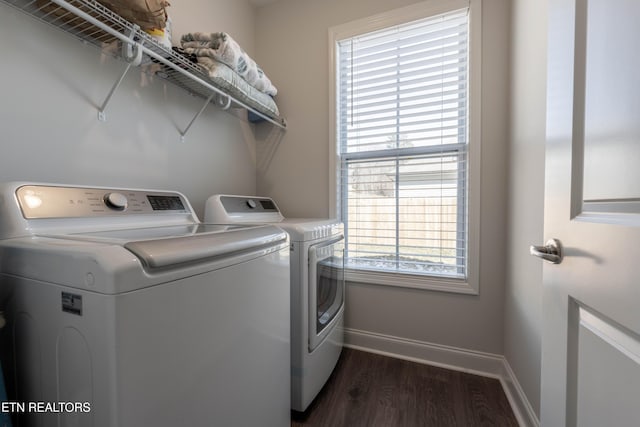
[254,0,510,355]
[504,0,547,417]
[0,0,259,218]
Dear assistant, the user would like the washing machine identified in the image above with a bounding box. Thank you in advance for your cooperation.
[205,195,344,412]
[0,183,291,427]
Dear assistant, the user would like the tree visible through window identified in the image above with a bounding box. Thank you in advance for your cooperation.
[337,8,469,279]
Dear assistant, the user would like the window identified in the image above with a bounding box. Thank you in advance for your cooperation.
[330,1,479,293]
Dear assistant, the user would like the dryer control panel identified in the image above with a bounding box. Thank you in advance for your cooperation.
[205,195,284,223]
[16,185,189,219]
[220,195,280,214]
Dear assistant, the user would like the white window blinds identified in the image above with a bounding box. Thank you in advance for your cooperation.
[337,8,469,279]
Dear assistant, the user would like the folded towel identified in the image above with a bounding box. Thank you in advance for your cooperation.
[181,32,277,96]
[196,56,280,116]
[196,56,280,119]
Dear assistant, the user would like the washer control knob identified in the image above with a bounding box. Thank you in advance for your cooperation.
[246,199,257,209]
[104,192,128,211]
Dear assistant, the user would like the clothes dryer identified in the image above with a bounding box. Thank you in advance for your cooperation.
[0,183,290,427]
[205,195,344,412]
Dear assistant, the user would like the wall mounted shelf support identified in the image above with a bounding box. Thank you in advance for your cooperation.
[98,30,142,121]
[179,93,214,143]
[2,0,288,136]
[97,63,130,121]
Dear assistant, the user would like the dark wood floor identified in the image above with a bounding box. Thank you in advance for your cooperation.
[292,348,519,427]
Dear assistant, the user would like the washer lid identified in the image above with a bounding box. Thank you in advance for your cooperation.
[59,223,240,242]
[50,224,287,268]
[0,224,289,294]
[124,225,287,268]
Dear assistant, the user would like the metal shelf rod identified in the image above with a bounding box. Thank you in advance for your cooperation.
[180,93,214,143]
[98,27,143,121]
[98,62,131,121]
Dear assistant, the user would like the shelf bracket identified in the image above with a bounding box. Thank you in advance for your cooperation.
[121,26,143,65]
[215,93,232,110]
[180,93,215,142]
[98,27,143,122]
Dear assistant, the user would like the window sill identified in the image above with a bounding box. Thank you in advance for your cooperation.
[345,268,479,295]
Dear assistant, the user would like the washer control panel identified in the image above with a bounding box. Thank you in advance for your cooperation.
[16,185,189,219]
[104,192,128,211]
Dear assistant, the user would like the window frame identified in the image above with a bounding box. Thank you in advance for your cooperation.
[328,0,481,295]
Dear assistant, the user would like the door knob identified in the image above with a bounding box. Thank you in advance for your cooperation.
[530,238,563,264]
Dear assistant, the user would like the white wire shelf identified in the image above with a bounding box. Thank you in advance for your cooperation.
[1,0,287,136]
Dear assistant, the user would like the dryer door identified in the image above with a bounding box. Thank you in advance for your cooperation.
[308,236,344,351]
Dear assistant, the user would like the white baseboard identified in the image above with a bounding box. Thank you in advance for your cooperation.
[498,358,540,427]
[343,328,539,427]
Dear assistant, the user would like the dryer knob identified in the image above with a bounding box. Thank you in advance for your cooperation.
[104,192,128,211]
[246,199,257,209]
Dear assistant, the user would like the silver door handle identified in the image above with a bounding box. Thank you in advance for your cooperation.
[529,238,563,264]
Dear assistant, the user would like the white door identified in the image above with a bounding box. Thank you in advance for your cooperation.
[540,0,640,425]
